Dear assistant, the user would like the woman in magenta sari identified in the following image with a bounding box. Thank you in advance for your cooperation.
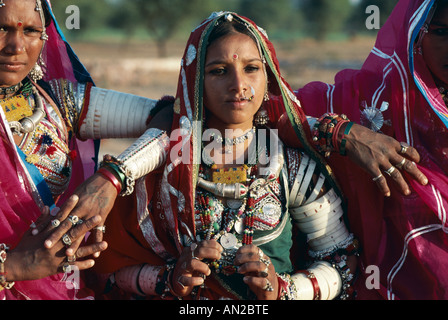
[298,0,448,299]
[0,0,167,299]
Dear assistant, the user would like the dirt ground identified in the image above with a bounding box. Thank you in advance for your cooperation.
[70,37,376,156]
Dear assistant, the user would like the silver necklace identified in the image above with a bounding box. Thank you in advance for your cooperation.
[210,126,256,146]
[8,86,46,135]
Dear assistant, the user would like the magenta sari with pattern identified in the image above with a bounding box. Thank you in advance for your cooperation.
[298,0,448,299]
[0,0,96,300]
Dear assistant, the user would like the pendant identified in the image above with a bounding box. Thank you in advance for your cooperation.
[234,218,244,234]
[227,199,243,209]
[220,232,238,250]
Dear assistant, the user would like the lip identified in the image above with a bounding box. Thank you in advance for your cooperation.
[226,98,250,108]
[0,61,27,72]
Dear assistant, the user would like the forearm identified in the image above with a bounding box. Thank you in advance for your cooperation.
[78,87,158,140]
[100,128,170,196]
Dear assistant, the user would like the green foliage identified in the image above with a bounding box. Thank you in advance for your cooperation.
[49,0,401,46]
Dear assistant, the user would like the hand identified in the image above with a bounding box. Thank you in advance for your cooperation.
[171,240,222,297]
[43,172,118,255]
[5,196,107,282]
[343,123,428,197]
[235,245,278,300]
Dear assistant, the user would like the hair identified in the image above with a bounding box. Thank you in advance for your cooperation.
[207,18,257,48]
[40,0,52,27]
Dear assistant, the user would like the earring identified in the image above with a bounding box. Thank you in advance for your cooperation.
[29,54,45,82]
[29,63,44,82]
[254,107,269,127]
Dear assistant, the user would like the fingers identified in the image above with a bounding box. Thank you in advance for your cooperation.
[44,195,80,248]
[31,206,50,236]
[235,245,277,299]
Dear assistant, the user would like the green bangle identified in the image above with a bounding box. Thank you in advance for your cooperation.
[339,122,354,156]
[100,163,127,187]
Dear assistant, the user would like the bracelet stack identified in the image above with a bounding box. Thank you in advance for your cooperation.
[112,262,182,299]
[99,129,169,197]
[312,113,353,157]
[0,244,14,291]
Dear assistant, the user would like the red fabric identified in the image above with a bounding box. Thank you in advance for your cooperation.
[298,0,448,299]
[95,12,340,299]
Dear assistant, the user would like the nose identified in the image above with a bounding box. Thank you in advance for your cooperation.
[3,31,26,55]
[229,68,248,95]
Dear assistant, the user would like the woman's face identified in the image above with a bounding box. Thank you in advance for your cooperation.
[204,32,267,132]
[423,3,448,88]
[0,0,44,87]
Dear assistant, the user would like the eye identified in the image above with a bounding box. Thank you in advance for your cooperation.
[209,67,226,76]
[429,26,448,36]
[24,27,42,36]
[245,65,260,73]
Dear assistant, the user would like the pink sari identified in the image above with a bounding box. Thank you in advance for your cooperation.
[0,0,96,300]
[298,0,448,299]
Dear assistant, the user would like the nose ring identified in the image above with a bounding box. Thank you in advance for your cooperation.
[242,85,255,101]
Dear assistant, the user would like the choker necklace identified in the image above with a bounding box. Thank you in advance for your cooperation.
[210,126,256,146]
[0,82,23,97]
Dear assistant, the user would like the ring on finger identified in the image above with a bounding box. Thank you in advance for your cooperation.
[94,225,106,233]
[62,233,72,246]
[68,215,83,227]
[177,277,186,289]
[51,219,60,228]
[399,142,409,154]
[372,174,383,182]
[190,243,198,259]
[384,166,396,176]
[263,279,274,292]
[62,262,72,273]
[67,255,76,263]
[396,158,406,170]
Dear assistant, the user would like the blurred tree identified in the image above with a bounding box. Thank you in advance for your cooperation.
[299,0,352,41]
[51,0,112,39]
[237,0,301,36]
[112,0,206,57]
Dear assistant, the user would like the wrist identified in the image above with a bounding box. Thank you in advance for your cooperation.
[0,244,16,289]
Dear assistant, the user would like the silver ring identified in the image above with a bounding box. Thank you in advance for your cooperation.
[51,219,60,228]
[190,243,198,259]
[62,263,72,273]
[62,234,72,246]
[372,174,383,182]
[396,158,406,170]
[399,142,409,154]
[177,277,186,289]
[67,255,76,263]
[68,215,80,226]
[262,279,274,292]
[384,166,396,176]
[94,226,106,233]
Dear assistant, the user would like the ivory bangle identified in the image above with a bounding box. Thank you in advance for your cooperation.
[290,272,315,300]
[138,264,163,295]
[115,264,144,295]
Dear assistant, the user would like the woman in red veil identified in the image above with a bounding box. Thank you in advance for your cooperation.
[298,0,448,299]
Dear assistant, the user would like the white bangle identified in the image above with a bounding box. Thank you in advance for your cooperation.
[290,272,315,300]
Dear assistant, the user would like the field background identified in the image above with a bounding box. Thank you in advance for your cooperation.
[70,37,376,157]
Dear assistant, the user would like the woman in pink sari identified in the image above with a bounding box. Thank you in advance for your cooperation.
[298,0,448,299]
[0,0,167,299]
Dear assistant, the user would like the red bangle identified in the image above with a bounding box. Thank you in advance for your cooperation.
[97,168,122,194]
[297,270,321,300]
